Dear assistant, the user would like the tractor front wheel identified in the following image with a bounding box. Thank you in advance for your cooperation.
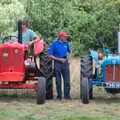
[36,77,46,104]
[81,77,89,104]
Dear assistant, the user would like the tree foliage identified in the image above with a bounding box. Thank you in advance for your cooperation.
[0,0,120,56]
[24,0,120,56]
[0,0,26,36]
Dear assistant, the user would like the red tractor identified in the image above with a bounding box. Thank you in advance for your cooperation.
[0,21,53,104]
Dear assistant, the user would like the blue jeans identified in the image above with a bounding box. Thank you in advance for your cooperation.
[54,60,71,98]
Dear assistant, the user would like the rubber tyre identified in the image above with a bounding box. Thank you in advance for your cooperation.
[46,77,53,99]
[34,55,53,99]
[89,86,93,99]
[80,56,93,77]
[36,77,46,104]
[89,78,93,99]
[80,56,93,99]
[81,77,89,104]
[40,56,53,99]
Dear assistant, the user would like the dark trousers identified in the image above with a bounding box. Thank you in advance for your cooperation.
[54,60,71,98]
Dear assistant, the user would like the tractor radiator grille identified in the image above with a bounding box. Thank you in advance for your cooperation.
[106,65,120,82]
[0,47,24,73]
[1,49,24,68]
[1,49,10,68]
[12,48,24,67]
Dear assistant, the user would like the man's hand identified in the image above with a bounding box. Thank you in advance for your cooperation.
[28,41,34,46]
[48,55,67,63]
[67,59,71,64]
[28,37,40,46]
[59,58,66,63]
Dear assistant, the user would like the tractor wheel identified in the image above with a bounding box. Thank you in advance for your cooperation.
[88,77,93,99]
[80,56,93,100]
[81,77,89,104]
[39,56,53,99]
[89,83,93,99]
[36,77,46,104]
[80,56,93,77]
[46,77,53,99]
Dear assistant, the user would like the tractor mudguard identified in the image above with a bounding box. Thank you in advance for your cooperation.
[34,39,44,55]
[89,49,98,64]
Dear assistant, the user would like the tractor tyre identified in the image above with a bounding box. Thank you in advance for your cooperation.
[89,78,93,99]
[81,77,89,104]
[89,85,93,99]
[80,56,93,99]
[36,77,46,104]
[39,56,53,99]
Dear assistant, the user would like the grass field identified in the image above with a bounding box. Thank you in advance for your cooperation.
[0,96,120,120]
[0,58,120,120]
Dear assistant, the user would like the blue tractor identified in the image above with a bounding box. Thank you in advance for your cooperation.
[80,46,120,104]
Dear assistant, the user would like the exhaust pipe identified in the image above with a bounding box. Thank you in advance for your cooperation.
[118,24,120,53]
[17,20,22,44]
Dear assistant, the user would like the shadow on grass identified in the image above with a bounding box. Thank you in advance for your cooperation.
[0,93,120,105]
[0,95,35,103]
[93,95,120,104]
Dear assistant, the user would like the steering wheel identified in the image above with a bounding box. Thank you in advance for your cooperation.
[1,35,18,44]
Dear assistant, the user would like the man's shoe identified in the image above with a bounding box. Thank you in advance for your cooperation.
[56,96,62,100]
[64,96,72,100]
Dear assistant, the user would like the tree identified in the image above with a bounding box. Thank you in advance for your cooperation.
[0,0,27,36]
[22,0,120,55]
[1,0,120,56]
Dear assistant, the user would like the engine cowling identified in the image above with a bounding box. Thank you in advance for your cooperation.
[102,56,120,82]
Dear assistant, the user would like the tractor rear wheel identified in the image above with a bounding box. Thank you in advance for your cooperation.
[80,56,93,101]
[35,55,53,99]
[89,78,93,99]
[81,77,89,104]
[36,77,46,104]
[80,56,93,77]
[39,56,53,99]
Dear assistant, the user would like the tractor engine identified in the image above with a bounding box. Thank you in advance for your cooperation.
[24,58,36,74]
[0,42,25,82]
[101,55,120,93]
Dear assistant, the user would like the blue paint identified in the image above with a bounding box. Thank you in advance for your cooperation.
[92,81,103,86]
[89,49,98,64]
[101,56,120,82]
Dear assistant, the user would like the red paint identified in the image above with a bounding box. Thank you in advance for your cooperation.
[0,72,24,82]
[0,41,40,90]
[106,65,120,82]
[34,39,44,55]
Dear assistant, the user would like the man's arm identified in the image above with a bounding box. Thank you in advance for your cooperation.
[28,36,39,46]
[48,42,66,63]
[28,29,39,46]
[48,55,66,63]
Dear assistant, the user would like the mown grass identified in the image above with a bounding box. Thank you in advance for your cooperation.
[0,96,120,120]
[0,58,120,120]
